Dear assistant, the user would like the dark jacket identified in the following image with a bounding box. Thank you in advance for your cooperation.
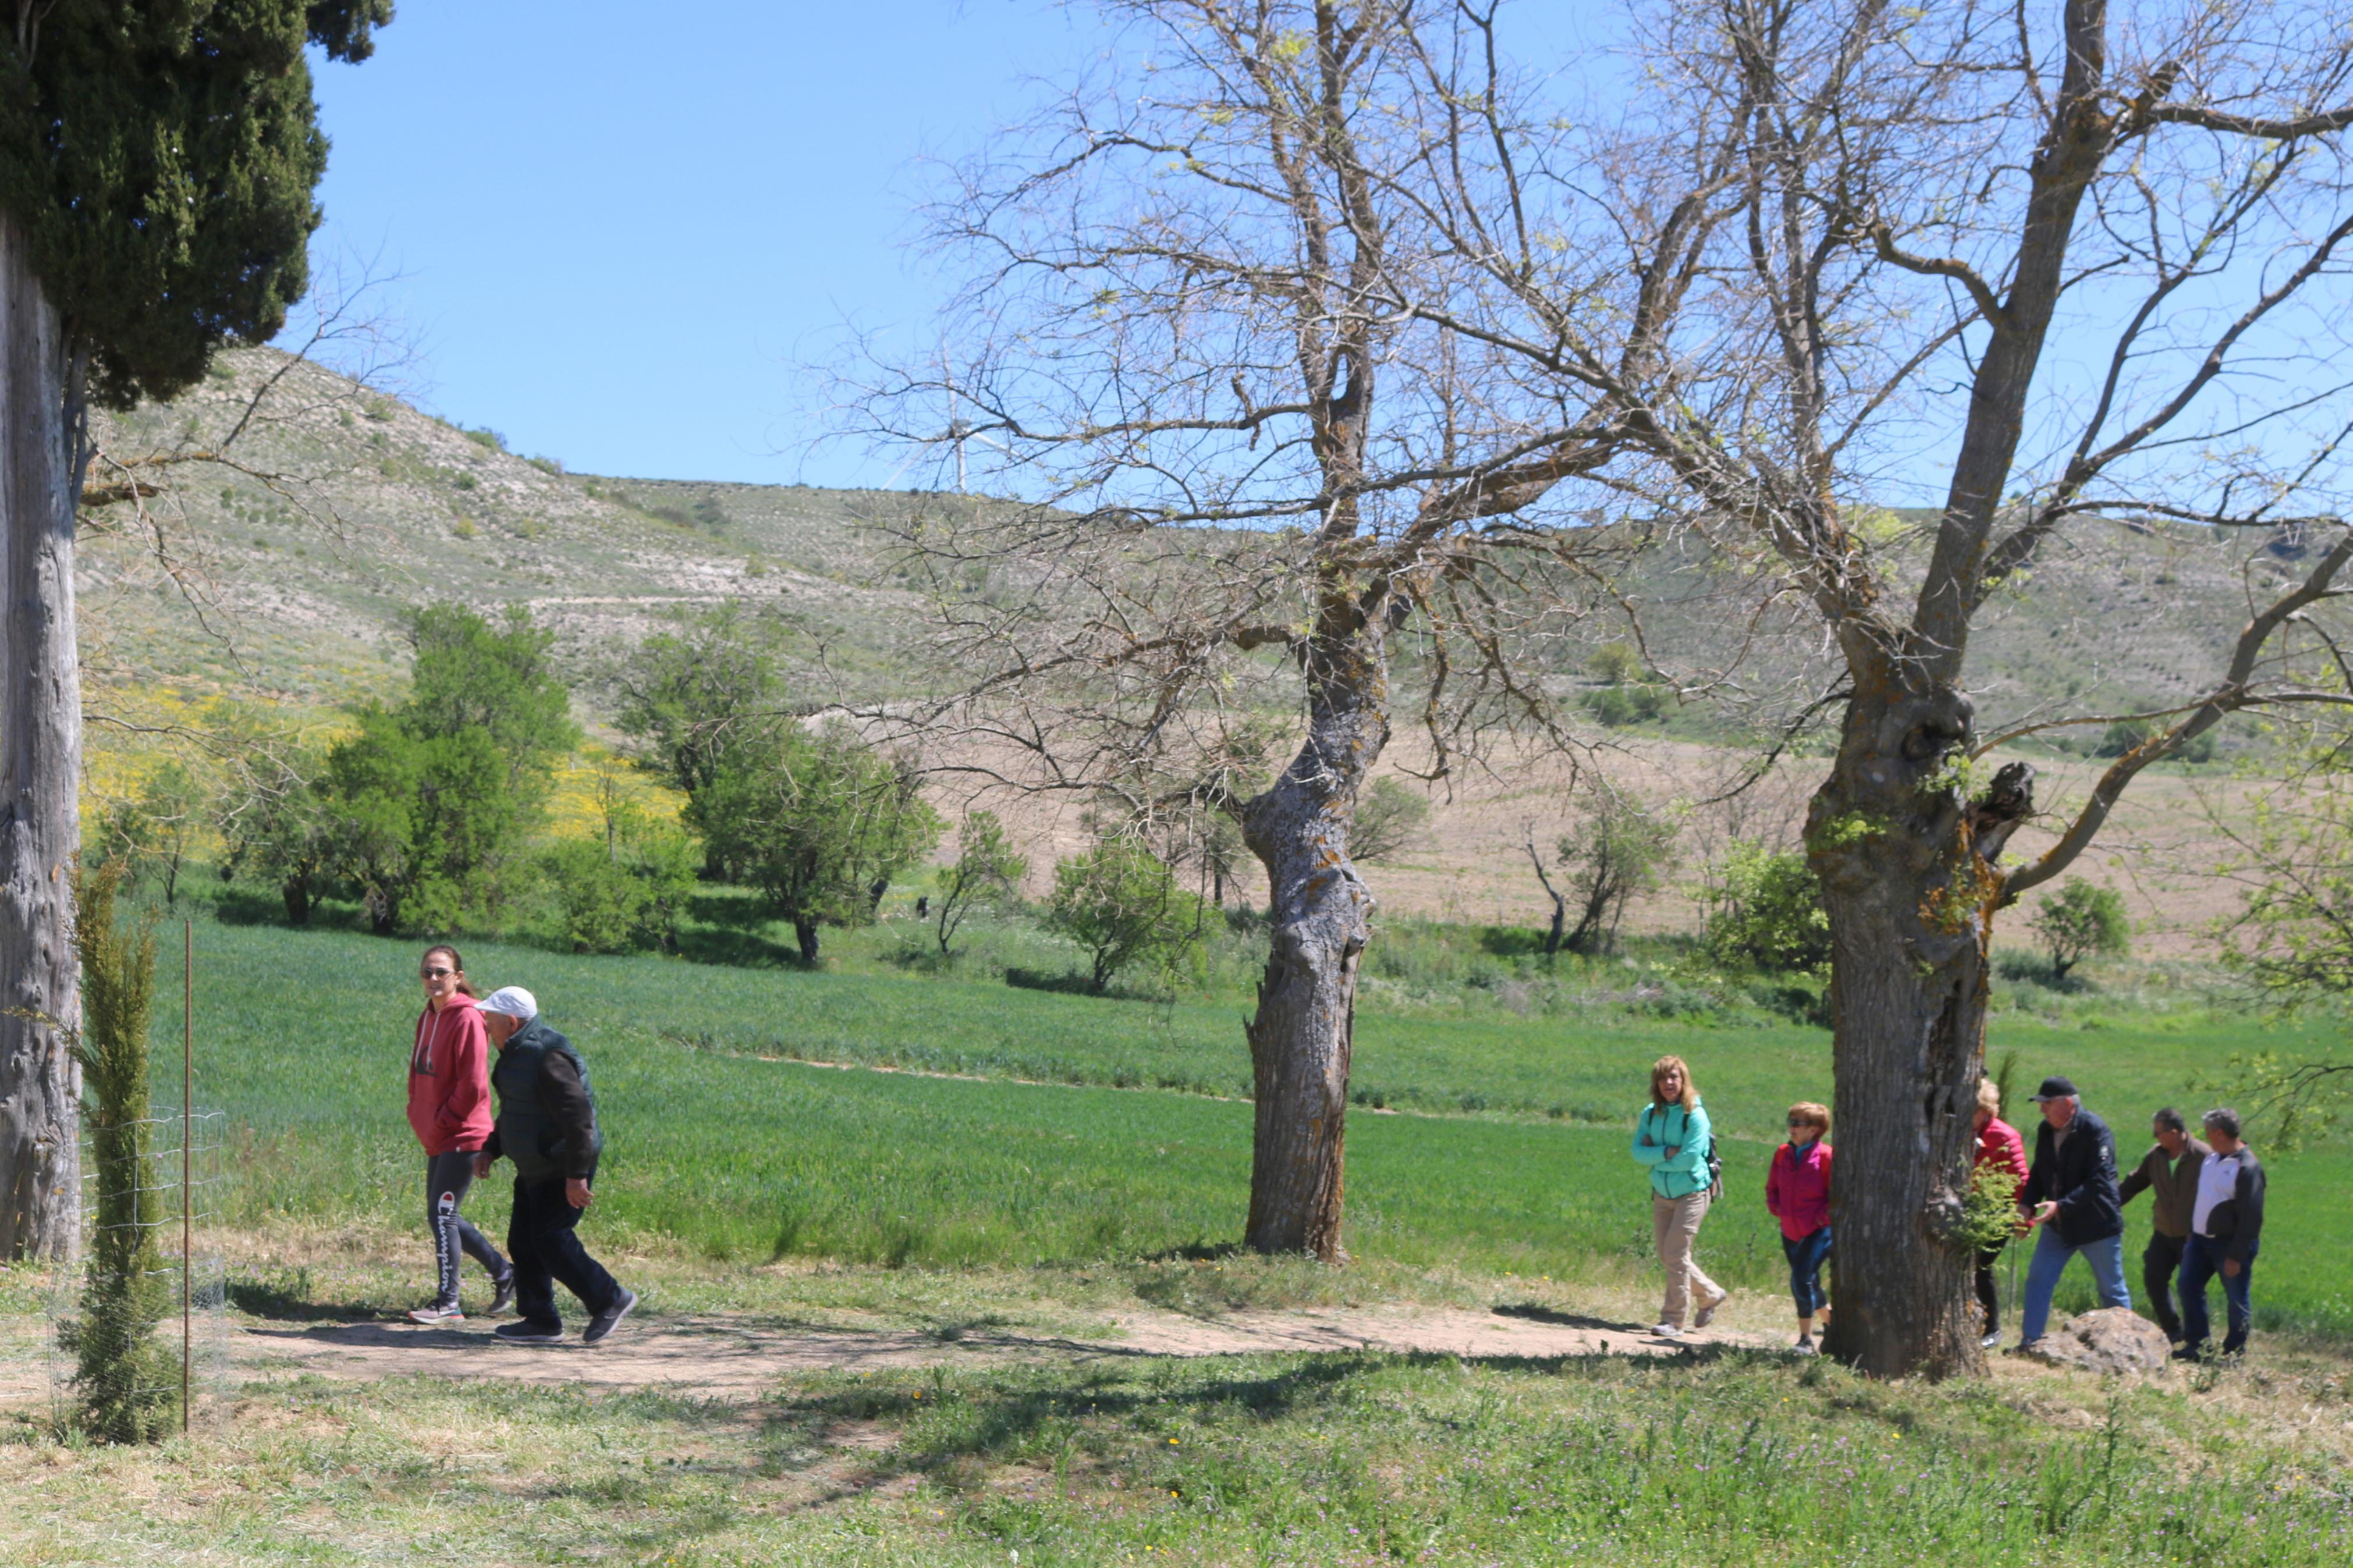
[2021,1107,2123,1247]
[2195,1148,2266,1265]
[484,1017,601,1183]
[2117,1138,2211,1239]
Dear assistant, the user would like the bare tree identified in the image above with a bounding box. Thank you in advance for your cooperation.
[1394,0,2353,1374]
[833,0,1631,1259]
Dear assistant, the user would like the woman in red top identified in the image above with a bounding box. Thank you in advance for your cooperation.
[1765,1101,1834,1354]
[1971,1076,2031,1349]
[406,945,512,1324]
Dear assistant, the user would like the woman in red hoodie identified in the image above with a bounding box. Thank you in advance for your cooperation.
[406,945,513,1324]
[1765,1101,1833,1354]
[1971,1076,2030,1349]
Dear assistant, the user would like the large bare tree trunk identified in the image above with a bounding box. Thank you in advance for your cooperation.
[0,212,84,1260]
[1808,673,2021,1379]
[1240,609,1387,1260]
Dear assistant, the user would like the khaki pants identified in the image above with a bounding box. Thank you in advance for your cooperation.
[1652,1191,1723,1329]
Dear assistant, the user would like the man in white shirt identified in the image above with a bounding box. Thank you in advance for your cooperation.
[2176,1107,2267,1361]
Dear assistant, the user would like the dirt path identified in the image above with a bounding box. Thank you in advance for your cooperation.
[232,1304,1776,1398]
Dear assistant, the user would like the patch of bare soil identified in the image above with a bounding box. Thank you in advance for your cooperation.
[230,1302,1771,1398]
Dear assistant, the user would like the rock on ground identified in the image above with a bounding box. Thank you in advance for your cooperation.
[2021,1307,2172,1374]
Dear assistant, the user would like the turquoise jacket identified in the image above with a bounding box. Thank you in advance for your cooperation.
[1632,1100,1714,1200]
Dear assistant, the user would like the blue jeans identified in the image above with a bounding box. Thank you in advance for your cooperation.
[1782,1225,1832,1317]
[2178,1233,2256,1355]
[2019,1225,2131,1343]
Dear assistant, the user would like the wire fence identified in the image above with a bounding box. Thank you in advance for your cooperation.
[46,1108,231,1438]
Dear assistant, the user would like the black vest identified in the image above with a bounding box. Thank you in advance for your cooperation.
[491,1019,601,1182]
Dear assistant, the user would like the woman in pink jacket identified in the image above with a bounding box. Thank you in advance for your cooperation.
[406,945,513,1324]
[1765,1101,1833,1354]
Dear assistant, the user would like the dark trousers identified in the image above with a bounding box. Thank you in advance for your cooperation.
[508,1168,620,1327]
[2178,1233,2256,1356]
[1975,1243,2006,1335]
[426,1150,507,1307]
[2142,1231,2187,1341]
[1782,1225,1832,1317]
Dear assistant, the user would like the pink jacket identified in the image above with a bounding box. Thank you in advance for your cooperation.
[1765,1139,1833,1240]
[407,997,494,1156]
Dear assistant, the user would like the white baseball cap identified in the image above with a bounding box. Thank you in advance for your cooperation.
[476,986,538,1022]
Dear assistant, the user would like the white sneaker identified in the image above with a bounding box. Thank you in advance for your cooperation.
[1694,1288,1730,1328]
[1793,1339,1819,1356]
[1980,1332,2002,1350]
[406,1303,464,1325]
[1652,1322,1685,1338]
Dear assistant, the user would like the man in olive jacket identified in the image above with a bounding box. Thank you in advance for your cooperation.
[2117,1107,2210,1343]
[472,987,637,1345]
[2015,1076,2131,1348]
[2177,1107,2266,1360]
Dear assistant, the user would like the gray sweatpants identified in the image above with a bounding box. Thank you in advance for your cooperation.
[426,1150,509,1307]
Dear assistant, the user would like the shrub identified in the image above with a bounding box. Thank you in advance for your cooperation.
[1044,838,1206,993]
[1582,681,1669,727]
[542,823,698,954]
[1703,841,1830,974]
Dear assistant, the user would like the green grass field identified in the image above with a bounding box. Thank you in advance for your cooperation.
[155,911,2353,1335]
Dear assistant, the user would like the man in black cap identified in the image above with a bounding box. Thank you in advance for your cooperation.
[2013,1075,2131,1349]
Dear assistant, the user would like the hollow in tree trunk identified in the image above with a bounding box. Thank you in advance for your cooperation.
[0,213,86,1261]
[1808,677,2032,1379]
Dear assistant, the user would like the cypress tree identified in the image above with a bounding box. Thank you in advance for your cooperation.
[0,2,392,1258]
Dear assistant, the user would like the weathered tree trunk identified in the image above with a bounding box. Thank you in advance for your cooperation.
[794,917,820,963]
[1808,674,2018,1379]
[1240,611,1387,1260]
[0,213,85,1260]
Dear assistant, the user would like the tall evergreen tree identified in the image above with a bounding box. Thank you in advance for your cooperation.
[0,2,391,1259]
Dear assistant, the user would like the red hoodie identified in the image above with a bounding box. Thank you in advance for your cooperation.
[407,996,494,1155]
[1765,1139,1833,1240]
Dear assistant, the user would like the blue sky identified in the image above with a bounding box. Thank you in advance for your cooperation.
[300,1,1088,485]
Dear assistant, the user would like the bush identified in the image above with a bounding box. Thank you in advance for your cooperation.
[1044,838,1206,993]
[543,821,698,954]
[1581,681,1669,727]
[1703,841,1830,974]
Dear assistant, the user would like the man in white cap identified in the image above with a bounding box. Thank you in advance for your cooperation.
[471,986,637,1343]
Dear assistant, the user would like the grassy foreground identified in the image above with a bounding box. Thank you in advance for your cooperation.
[4,1302,2351,1566]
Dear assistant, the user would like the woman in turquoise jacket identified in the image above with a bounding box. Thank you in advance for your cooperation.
[1632,1054,1727,1338]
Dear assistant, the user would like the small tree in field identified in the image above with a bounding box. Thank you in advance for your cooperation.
[1350,779,1431,864]
[1531,792,1675,957]
[693,723,942,963]
[1044,839,1204,994]
[935,811,1027,957]
[63,864,175,1443]
[1704,843,1832,976]
[2028,879,2130,982]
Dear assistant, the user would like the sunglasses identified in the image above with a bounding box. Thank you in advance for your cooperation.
[420,967,454,979]
[1787,1119,1816,1128]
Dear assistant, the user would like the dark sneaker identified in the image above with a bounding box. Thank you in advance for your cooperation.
[583,1288,638,1346]
[487,1272,516,1316]
[495,1319,564,1344]
[406,1303,464,1325]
